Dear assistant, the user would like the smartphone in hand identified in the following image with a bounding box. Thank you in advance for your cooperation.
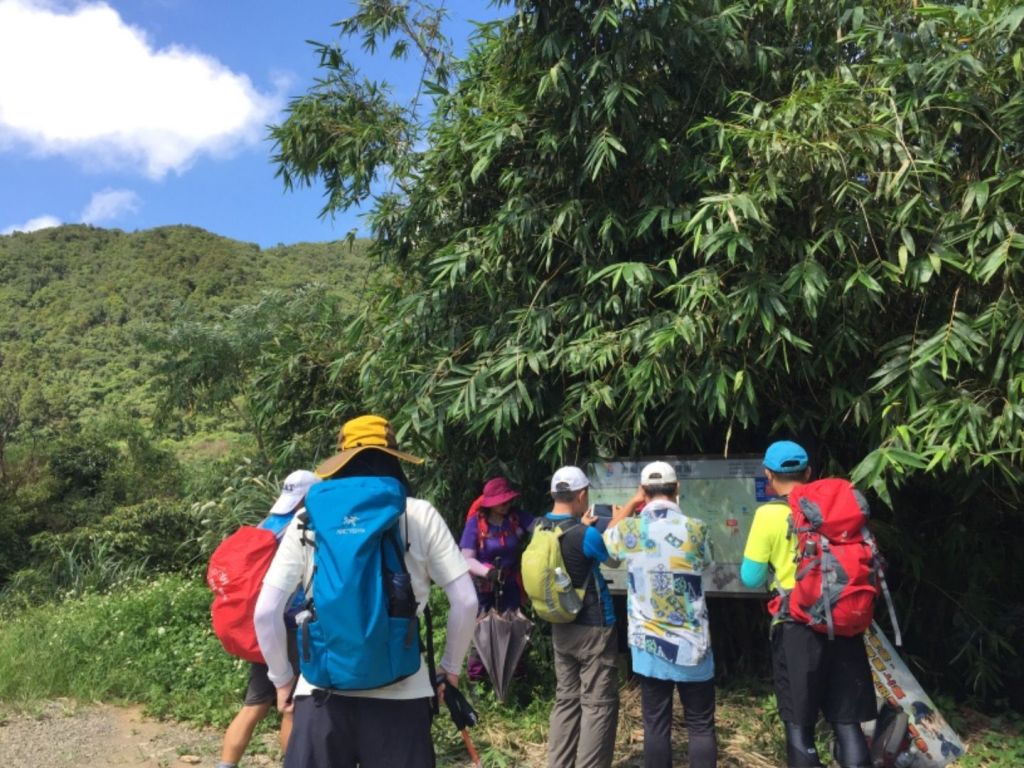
[590,503,614,533]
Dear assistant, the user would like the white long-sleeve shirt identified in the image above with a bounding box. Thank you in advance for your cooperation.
[254,497,477,700]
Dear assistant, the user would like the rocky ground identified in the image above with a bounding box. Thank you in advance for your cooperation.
[0,699,278,768]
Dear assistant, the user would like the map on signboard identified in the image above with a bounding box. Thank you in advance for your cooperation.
[588,457,774,595]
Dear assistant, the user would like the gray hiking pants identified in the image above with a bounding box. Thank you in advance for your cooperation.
[548,623,619,768]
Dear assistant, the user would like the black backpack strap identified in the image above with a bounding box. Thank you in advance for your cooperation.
[424,604,438,717]
[560,520,595,594]
[295,509,317,661]
[297,509,315,549]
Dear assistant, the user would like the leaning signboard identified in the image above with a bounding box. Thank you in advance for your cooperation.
[587,456,771,596]
[864,624,965,767]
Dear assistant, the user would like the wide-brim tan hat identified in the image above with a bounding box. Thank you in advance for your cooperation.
[315,414,424,479]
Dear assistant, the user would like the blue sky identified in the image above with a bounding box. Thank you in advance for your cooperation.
[0,0,501,246]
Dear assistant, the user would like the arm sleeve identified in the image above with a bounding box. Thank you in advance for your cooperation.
[423,505,471,588]
[602,523,624,559]
[583,526,620,567]
[262,516,307,594]
[699,522,712,569]
[740,557,770,588]
[740,507,773,588]
[438,572,478,675]
[461,548,492,578]
[254,584,295,687]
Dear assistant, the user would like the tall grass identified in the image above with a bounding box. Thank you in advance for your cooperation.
[1,539,150,612]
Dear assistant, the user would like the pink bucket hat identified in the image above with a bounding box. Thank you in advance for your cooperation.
[480,476,520,508]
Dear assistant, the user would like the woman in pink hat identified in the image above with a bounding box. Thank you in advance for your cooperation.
[460,476,534,679]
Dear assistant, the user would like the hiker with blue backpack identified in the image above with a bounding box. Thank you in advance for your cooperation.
[253,415,478,768]
[602,461,718,768]
[522,465,621,768]
[212,469,319,768]
[740,441,878,768]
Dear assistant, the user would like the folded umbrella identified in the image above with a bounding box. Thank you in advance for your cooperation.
[473,606,534,703]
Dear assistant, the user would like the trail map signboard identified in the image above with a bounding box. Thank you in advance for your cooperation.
[588,456,770,596]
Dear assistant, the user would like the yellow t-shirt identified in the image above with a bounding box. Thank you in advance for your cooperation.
[742,500,797,590]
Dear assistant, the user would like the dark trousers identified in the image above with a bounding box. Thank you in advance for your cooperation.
[638,676,717,768]
[285,694,435,768]
[770,622,875,725]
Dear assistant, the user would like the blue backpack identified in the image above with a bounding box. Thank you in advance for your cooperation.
[296,475,422,691]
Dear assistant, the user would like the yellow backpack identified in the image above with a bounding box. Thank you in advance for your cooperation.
[521,518,592,623]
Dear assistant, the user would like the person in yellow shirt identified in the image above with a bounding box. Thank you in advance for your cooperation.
[740,441,874,768]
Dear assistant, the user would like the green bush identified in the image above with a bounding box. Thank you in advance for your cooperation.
[0,574,247,726]
[33,497,205,574]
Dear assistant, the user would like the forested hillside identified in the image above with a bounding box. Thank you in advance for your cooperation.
[0,225,373,591]
[0,225,370,433]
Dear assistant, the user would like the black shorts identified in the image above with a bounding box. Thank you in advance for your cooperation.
[244,629,299,706]
[771,621,876,726]
[284,694,435,768]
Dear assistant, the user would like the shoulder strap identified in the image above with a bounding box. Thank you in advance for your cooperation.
[557,517,579,533]
[559,521,595,594]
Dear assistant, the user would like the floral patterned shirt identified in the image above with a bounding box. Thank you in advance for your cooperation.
[603,499,712,666]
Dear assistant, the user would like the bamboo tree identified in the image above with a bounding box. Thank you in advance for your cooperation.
[273,0,1024,699]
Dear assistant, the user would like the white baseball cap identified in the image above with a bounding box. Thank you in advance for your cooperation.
[550,465,590,493]
[641,461,677,486]
[268,469,320,515]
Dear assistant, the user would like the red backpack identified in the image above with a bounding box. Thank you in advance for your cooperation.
[783,479,900,643]
[206,526,279,663]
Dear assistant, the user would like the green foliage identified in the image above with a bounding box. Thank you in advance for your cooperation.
[271,0,453,218]
[0,538,150,613]
[0,417,184,588]
[951,710,1024,768]
[0,575,246,725]
[146,284,371,468]
[273,0,1024,704]
[0,224,371,443]
[189,459,289,558]
[35,497,203,575]
[0,225,375,592]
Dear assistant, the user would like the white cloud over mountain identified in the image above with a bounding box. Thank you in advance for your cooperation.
[80,188,140,224]
[1,214,61,235]
[0,0,279,178]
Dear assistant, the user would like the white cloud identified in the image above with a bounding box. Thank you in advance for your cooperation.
[1,214,61,235]
[80,188,140,224]
[0,0,280,178]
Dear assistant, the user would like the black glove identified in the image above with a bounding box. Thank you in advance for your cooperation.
[436,675,479,731]
[485,567,501,584]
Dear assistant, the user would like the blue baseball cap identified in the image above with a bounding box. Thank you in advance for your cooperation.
[763,441,809,473]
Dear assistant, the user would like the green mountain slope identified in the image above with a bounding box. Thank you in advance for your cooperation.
[0,224,371,433]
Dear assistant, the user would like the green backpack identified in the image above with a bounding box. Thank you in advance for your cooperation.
[521,518,592,623]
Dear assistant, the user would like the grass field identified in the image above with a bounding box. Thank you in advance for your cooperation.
[1,575,1020,767]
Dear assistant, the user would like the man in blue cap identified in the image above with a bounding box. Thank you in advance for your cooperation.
[740,441,874,768]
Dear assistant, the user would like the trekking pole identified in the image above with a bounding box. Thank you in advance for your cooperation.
[460,728,483,768]
[438,676,483,768]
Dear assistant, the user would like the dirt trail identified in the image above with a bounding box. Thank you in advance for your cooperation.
[0,700,278,768]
